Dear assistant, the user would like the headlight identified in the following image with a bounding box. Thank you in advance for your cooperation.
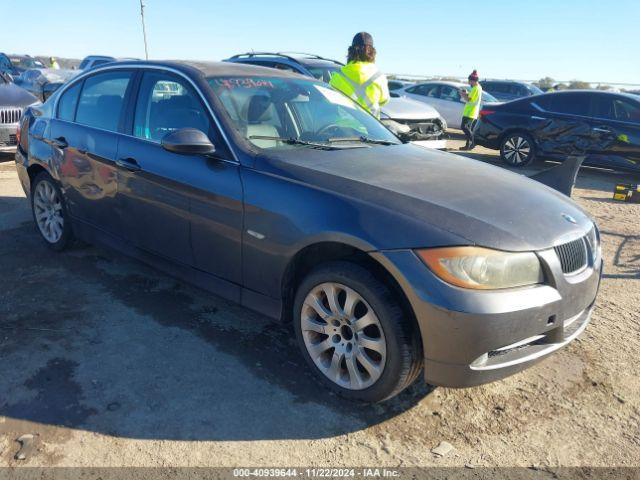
[416,246,544,290]
[586,225,601,263]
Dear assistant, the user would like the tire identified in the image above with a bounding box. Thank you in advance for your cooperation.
[500,131,536,167]
[293,261,422,402]
[30,171,74,251]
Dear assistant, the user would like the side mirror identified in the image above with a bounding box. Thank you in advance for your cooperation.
[161,128,216,155]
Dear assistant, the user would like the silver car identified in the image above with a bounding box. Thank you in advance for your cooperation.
[0,74,38,152]
[399,80,500,129]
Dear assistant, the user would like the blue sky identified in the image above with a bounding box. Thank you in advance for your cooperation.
[5,0,639,84]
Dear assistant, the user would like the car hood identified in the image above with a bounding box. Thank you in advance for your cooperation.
[0,82,38,107]
[262,144,593,252]
[382,96,441,120]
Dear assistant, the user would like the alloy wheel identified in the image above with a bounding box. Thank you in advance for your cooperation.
[503,135,532,165]
[300,282,387,390]
[33,180,64,244]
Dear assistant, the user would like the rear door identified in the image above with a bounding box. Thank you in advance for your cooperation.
[49,70,134,237]
[116,69,243,280]
[530,92,593,158]
[434,84,464,128]
[589,93,640,171]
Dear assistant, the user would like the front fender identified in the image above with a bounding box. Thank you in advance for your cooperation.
[240,166,466,299]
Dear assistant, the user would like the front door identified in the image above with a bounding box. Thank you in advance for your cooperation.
[50,70,134,237]
[589,93,640,171]
[116,70,244,281]
[435,84,464,128]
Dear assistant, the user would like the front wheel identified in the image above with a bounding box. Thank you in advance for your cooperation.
[31,171,74,251]
[500,132,536,167]
[293,261,422,402]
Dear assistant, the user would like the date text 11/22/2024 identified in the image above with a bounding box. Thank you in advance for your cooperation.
[232,468,401,477]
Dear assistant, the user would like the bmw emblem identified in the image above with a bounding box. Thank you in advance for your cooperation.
[562,213,578,224]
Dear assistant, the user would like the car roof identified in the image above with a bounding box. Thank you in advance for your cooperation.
[414,80,465,88]
[483,79,533,85]
[83,55,116,60]
[227,52,343,68]
[538,89,640,101]
[81,59,305,80]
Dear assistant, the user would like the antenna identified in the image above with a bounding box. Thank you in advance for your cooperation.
[140,0,149,60]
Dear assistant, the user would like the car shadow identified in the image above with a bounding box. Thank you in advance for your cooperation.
[0,222,434,442]
[600,230,640,280]
[0,151,15,163]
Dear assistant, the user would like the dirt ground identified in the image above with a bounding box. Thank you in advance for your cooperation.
[0,136,639,471]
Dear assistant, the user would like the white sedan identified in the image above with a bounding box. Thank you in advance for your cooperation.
[397,81,500,129]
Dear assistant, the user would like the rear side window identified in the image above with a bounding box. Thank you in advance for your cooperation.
[75,71,132,131]
[536,93,590,116]
[57,82,82,121]
[269,62,299,73]
[133,71,211,143]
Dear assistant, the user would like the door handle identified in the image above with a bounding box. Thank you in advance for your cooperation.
[51,136,68,149]
[116,157,141,172]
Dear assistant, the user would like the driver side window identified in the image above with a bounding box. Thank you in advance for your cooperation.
[133,72,211,143]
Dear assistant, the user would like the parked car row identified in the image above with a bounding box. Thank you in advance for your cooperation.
[3,49,639,174]
[0,53,45,78]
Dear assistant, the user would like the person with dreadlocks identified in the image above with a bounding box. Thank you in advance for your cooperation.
[329,32,390,118]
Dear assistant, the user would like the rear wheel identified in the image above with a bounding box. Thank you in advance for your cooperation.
[31,171,74,251]
[293,261,422,402]
[500,132,536,167]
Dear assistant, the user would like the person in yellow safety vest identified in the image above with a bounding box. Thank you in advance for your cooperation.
[329,32,389,119]
[459,69,482,150]
[49,57,60,69]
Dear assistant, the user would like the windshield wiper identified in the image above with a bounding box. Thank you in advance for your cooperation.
[328,136,399,146]
[248,135,347,150]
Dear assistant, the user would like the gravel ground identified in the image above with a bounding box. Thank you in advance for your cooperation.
[0,136,639,470]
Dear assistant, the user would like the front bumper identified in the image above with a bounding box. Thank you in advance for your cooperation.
[382,117,446,145]
[371,242,602,388]
[0,123,18,152]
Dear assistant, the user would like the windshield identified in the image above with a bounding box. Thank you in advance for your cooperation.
[208,76,399,150]
[482,91,499,102]
[528,84,544,95]
[306,65,341,83]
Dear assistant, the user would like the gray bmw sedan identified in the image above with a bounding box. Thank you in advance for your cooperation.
[15,61,601,402]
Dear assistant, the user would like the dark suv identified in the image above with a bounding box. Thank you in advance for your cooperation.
[16,61,601,402]
[482,80,543,102]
